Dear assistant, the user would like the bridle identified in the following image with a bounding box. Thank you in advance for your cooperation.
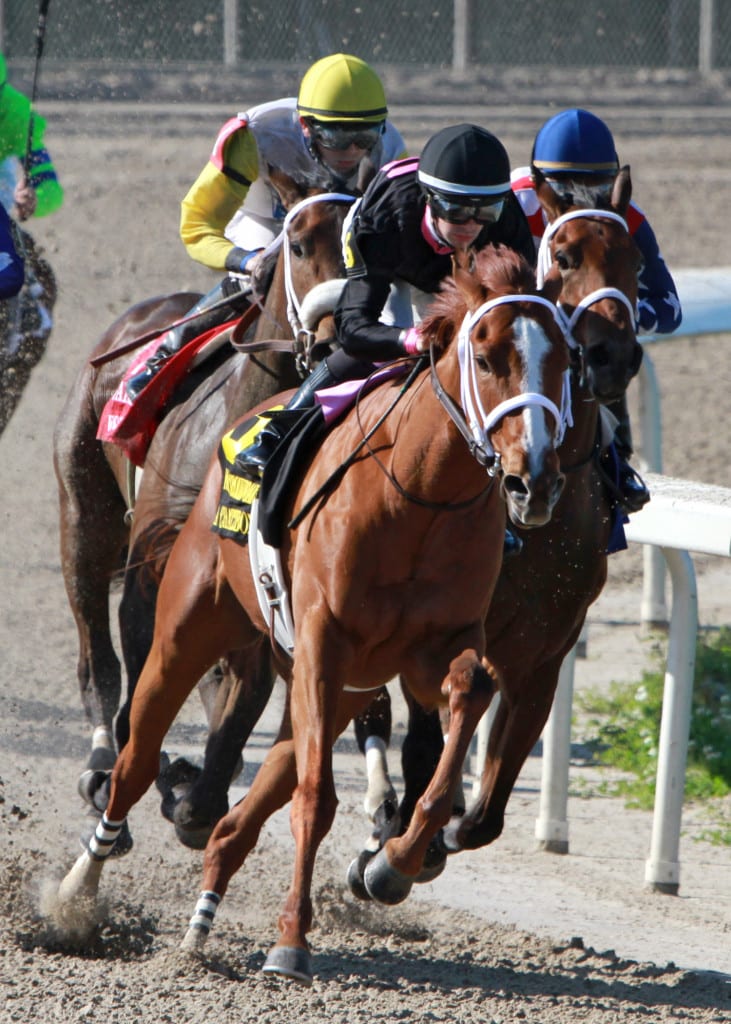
[536,208,638,350]
[431,293,573,476]
[248,192,355,365]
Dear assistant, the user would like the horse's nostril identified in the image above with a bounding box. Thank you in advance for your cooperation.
[503,474,528,498]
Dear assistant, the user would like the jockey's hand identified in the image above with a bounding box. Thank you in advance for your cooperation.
[401,326,426,354]
[14,179,37,221]
[225,246,264,279]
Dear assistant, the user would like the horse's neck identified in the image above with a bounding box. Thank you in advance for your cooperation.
[387,363,490,503]
[253,253,293,342]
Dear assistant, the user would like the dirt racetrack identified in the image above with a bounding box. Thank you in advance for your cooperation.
[1,70,730,1022]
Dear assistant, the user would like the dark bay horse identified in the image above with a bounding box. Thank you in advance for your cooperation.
[347,167,645,887]
[52,169,357,844]
[54,246,571,985]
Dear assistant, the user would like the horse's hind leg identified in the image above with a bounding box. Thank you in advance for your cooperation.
[53,403,128,768]
[171,646,276,849]
[54,514,251,933]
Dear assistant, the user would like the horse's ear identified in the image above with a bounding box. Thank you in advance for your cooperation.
[452,250,484,309]
[534,169,566,223]
[268,165,304,210]
[356,156,377,195]
[612,165,632,217]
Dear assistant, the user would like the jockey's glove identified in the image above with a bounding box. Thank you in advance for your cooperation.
[400,326,425,354]
[225,246,264,276]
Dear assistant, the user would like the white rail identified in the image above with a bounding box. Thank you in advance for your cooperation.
[636,266,731,624]
[534,473,731,892]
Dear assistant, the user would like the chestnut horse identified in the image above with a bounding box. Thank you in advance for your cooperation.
[347,166,645,888]
[52,169,357,846]
[54,246,571,985]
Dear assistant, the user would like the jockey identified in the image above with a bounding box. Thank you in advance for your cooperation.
[0,53,63,221]
[512,108,683,512]
[125,53,406,399]
[236,123,534,554]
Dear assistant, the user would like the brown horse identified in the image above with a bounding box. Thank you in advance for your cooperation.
[54,245,570,985]
[52,168,357,847]
[347,166,645,887]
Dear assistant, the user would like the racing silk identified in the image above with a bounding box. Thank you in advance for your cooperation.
[0,202,24,297]
[511,166,682,335]
[0,85,63,217]
[180,97,407,273]
[334,157,537,361]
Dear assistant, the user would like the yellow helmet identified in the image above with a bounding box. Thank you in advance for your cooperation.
[297,53,387,124]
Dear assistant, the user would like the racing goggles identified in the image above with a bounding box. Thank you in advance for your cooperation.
[428,191,505,225]
[544,177,614,205]
[310,121,384,152]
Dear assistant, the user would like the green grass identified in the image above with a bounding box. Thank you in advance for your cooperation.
[576,627,731,842]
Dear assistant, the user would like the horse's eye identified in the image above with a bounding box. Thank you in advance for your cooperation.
[290,241,304,258]
[474,354,491,372]
[554,250,570,271]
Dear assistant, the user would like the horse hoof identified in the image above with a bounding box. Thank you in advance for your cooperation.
[363,849,413,905]
[77,769,111,813]
[173,821,215,850]
[262,945,313,986]
[415,831,448,883]
[346,850,374,901]
[79,812,134,858]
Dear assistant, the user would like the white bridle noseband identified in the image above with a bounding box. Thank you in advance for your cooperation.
[536,208,638,346]
[456,294,573,472]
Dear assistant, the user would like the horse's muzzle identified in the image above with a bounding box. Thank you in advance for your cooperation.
[501,469,566,528]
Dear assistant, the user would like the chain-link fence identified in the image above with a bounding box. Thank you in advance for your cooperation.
[0,0,729,71]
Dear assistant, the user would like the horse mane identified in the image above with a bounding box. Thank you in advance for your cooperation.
[420,244,537,347]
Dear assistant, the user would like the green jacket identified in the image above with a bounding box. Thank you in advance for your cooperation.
[0,82,63,216]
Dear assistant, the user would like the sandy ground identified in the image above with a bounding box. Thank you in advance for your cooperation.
[1,86,730,1022]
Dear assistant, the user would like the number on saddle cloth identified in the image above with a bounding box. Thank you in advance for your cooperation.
[212,405,326,549]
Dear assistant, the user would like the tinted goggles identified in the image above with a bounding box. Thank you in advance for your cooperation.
[310,122,383,152]
[428,191,505,225]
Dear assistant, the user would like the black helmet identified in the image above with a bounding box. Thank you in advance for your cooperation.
[418,124,511,201]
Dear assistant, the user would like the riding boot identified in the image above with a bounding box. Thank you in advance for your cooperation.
[606,395,650,513]
[237,358,340,481]
[125,277,249,400]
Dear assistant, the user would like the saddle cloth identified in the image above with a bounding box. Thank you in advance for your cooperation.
[96,319,239,467]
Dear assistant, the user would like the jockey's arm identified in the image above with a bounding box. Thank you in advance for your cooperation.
[180,128,260,272]
[632,216,682,335]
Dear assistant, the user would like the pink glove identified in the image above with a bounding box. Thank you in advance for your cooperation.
[402,326,424,354]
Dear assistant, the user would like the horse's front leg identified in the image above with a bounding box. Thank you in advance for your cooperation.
[450,651,565,852]
[364,648,495,905]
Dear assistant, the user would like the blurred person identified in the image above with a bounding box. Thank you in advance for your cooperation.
[0,53,63,222]
[126,52,406,400]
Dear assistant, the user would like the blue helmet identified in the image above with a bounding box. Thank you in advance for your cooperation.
[531,109,618,177]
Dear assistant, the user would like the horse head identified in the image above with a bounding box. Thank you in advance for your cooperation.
[263,167,356,367]
[426,246,568,528]
[535,165,644,403]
